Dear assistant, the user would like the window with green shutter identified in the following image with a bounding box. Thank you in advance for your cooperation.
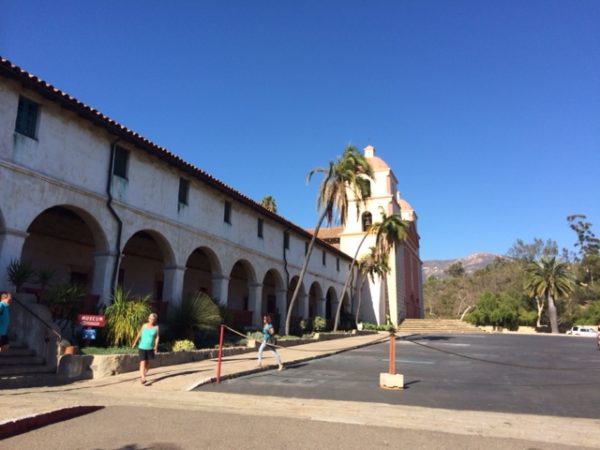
[15,96,39,139]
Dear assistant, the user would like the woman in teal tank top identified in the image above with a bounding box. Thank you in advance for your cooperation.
[132,313,160,385]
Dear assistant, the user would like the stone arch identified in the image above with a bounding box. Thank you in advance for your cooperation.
[326,286,338,324]
[20,205,108,292]
[308,282,323,319]
[227,259,257,328]
[261,268,284,320]
[287,275,306,322]
[183,246,222,300]
[119,229,176,306]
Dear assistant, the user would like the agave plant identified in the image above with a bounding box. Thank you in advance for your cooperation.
[169,292,221,340]
[105,288,151,347]
[6,259,34,292]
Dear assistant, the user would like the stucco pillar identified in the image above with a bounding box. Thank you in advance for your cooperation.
[249,283,262,328]
[91,251,117,306]
[163,265,186,307]
[317,297,326,318]
[0,228,28,292]
[211,275,229,306]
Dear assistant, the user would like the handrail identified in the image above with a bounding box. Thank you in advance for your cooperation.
[12,295,62,342]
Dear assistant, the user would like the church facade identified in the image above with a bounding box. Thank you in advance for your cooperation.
[317,145,424,325]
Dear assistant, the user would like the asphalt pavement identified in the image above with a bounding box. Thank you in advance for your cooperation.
[1,332,599,449]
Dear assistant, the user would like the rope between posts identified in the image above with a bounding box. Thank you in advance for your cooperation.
[222,325,390,353]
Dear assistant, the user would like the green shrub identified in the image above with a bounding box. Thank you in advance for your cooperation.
[169,292,222,340]
[171,339,196,352]
[312,316,326,332]
[105,288,151,347]
[361,322,392,331]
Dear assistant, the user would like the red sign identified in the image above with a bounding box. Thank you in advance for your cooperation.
[77,314,106,328]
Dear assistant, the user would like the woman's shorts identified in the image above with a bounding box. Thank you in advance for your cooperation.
[0,335,8,346]
[138,349,155,361]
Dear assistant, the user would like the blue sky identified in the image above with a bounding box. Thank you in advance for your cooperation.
[1,1,598,261]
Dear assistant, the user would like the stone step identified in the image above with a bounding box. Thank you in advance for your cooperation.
[0,372,66,389]
[0,364,55,378]
[0,355,45,365]
[0,347,36,357]
[397,319,485,334]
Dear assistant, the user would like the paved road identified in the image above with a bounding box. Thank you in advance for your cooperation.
[199,333,600,419]
[1,404,590,450]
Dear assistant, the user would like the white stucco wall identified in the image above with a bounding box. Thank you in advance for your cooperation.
[0,76,353,332]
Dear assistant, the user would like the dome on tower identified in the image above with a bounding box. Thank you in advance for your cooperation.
[363,145,390,171]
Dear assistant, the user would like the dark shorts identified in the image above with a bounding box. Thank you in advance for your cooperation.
[138,349,155,361]
[0,335,8,346]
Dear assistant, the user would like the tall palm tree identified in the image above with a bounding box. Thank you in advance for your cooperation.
[371,209,409,326]
[284,145,373,335]
[525,257,574,334]
[353,247,389,327]
[259,195,277,213]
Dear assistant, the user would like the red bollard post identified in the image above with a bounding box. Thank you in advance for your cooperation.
[216,324,224,383]
[389,332,396,375]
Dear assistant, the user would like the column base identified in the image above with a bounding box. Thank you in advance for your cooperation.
[379,372,404,390]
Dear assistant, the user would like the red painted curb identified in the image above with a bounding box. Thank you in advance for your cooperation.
[0,405,104,440]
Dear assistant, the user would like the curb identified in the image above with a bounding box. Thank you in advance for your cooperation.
[0,405,104,440]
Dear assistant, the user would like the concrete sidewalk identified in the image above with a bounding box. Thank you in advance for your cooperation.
[0,332,388,426]
[1,332,600,448]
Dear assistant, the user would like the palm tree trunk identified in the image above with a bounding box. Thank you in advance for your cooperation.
[354,277,366,328]
[548,294,559,334]
[382,272,389,325]
[536,297,544,328]
[333,233,369,331]
[284,208,328,335]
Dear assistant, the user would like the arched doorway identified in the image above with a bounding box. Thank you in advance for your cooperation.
[183,247,219,299]
[287,276,305,331]
[262,269,283,330]
[326,287,337,327]
[227,260,256,329]
[308,282,323,319]
[120,230,173,316]
[20,205,106,311]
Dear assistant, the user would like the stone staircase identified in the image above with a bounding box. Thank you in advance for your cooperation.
[397,319,486,334]
[0,343,58,389]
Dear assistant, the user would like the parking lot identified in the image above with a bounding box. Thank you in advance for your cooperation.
[200,333,600,419]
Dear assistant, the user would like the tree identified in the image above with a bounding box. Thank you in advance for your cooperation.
[259,195,277,213]
[284,146,373,335]
[508,238,558,262]
[567,215,600,285]
[353,247,388,327]
[567,215,600,259]
[465,292,522,331]
[525,257,574,334]
[446,261,465,278]
[370,209,409,325]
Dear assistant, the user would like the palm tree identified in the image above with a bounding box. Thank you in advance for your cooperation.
[284,145,373,335]
[353,247,389,327]
[259,195,277,213]
[371,209,409,326]
[525,257,574,334]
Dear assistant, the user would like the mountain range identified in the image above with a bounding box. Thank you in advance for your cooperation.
[422,252,500,279]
